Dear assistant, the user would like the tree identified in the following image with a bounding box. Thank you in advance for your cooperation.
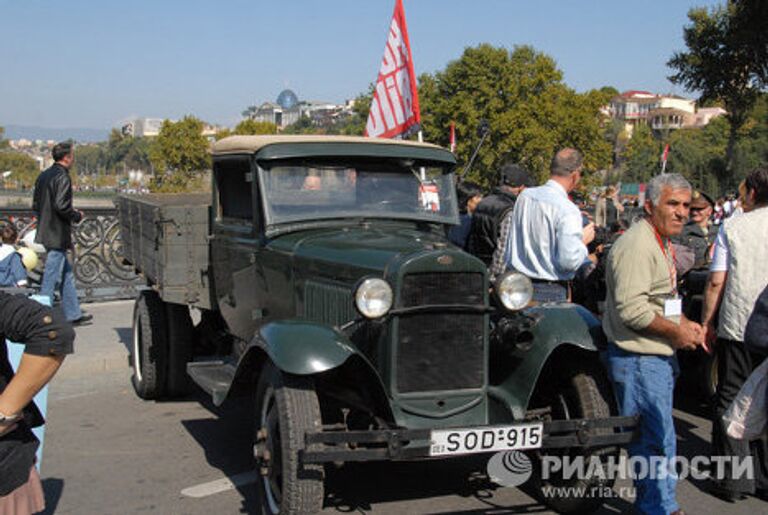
[216,119,278,140]
[730,0,768,86]
[282,115,318,135]
[337,89,373,136]
[0,151,39,189]
[0,126,8,150]
[149,116,211,192]
[624,124,661,183]
[667,4,765,175]
[418,44,612,186]
[665,118,728,194]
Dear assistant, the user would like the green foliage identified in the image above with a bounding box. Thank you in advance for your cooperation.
[0,126,8,149]
[667,4,765,173]
[665,118,728,194]
[72,132,150,179]
[624,124,661,183]
[337,89,373,136]
[730,0,768,86]
[418,44,611,187]
[621,93,767,196]
[216,119,278,140]
[0,151,39,189]
[149,116,211,192]
[282,115,318,135]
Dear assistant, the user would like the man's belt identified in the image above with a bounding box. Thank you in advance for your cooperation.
[530,278,570,287]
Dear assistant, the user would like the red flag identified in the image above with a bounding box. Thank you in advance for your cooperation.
[449,121,456,153]
[364,0,421,138]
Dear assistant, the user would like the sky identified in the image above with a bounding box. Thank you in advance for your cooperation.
[1,0,722,131]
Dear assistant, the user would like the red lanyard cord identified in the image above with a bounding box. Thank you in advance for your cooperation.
[646,219,678,295]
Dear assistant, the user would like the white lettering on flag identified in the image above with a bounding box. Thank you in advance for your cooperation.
[364,0,421,139]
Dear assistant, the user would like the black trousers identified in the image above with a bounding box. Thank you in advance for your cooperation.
[711,338,768,494]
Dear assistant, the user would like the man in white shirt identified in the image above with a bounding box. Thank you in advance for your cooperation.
[497,148,595,302]
[701,167,768,502]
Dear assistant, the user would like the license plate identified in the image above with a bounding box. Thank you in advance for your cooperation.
[429,423,543,456]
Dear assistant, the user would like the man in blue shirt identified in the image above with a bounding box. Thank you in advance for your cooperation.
[498,148,595,302]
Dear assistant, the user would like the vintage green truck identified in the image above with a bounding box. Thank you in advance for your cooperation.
[117,135,636,514]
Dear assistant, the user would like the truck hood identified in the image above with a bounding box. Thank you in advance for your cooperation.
[268,223,454,275]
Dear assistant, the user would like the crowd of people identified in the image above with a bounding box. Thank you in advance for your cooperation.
[453,151,768,514]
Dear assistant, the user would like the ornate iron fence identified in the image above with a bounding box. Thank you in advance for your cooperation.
[0,207,141,302]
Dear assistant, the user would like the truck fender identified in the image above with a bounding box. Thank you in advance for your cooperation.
[254,320,359,375]
[489,304,606,419]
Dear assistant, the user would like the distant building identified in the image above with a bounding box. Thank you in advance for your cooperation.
[242,89,351,130]
[607,91,725,137]
[690,107,728,128]
[123,118,165,138]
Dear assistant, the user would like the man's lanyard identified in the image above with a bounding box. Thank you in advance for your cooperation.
[646,219,678,296]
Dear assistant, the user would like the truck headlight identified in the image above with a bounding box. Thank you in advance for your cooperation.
[355,278,393,319]
[495,272,533,311]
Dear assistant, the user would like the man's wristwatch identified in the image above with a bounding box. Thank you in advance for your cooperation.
[0,411,22,424]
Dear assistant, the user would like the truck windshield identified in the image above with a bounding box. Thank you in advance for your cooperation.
[259,161,459,226]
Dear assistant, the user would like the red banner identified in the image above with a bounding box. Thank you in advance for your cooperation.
[364,0,421,139]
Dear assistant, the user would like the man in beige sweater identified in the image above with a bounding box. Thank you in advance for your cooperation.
[603,173,703,515]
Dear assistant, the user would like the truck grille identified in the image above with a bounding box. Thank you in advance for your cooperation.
[401,272,484,306]
[304,281,355,327]
[396,272,485,393]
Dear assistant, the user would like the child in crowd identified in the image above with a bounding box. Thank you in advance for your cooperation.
[0,225,29,287]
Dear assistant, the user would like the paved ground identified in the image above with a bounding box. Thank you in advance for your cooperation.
[37,300,764,514]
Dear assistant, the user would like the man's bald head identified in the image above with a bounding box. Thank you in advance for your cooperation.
[550,148,584,178]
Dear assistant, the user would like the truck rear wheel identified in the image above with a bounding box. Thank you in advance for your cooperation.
[253,362,324,515]
[131,290,168,399]
[529,366,617,514]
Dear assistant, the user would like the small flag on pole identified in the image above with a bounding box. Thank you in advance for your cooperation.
[364,0,421,139]
[660,144,670,174]
[449,122,456,153]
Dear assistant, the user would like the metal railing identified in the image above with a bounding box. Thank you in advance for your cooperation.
[0,207,141,302]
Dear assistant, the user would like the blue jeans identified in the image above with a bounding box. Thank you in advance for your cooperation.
[603,343,680,515]
[40,249,82,321]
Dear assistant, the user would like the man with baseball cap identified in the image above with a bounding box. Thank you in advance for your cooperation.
[467,163,532,266]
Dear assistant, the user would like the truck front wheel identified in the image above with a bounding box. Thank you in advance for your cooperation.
[253,362,324,515]
[529,366,618,514]
[131,290,168,399]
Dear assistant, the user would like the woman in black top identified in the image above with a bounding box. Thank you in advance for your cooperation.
[0,292,74,513]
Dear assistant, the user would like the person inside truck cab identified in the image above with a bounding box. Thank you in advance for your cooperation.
[302,170,323,191]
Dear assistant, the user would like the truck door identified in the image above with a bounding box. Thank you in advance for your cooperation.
[210,156,266,342]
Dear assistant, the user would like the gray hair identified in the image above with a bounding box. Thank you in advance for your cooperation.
[646,173,692,205]
[550,148,584,177]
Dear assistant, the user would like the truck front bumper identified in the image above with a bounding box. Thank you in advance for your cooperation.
[301,415,638,464]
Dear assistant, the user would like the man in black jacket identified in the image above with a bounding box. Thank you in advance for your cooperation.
[32,142,91,325]
[466,163,532,266]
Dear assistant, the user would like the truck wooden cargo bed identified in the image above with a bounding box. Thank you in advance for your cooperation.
[116,193,212,309]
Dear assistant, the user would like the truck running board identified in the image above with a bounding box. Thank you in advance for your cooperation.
[187,360,236,406]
